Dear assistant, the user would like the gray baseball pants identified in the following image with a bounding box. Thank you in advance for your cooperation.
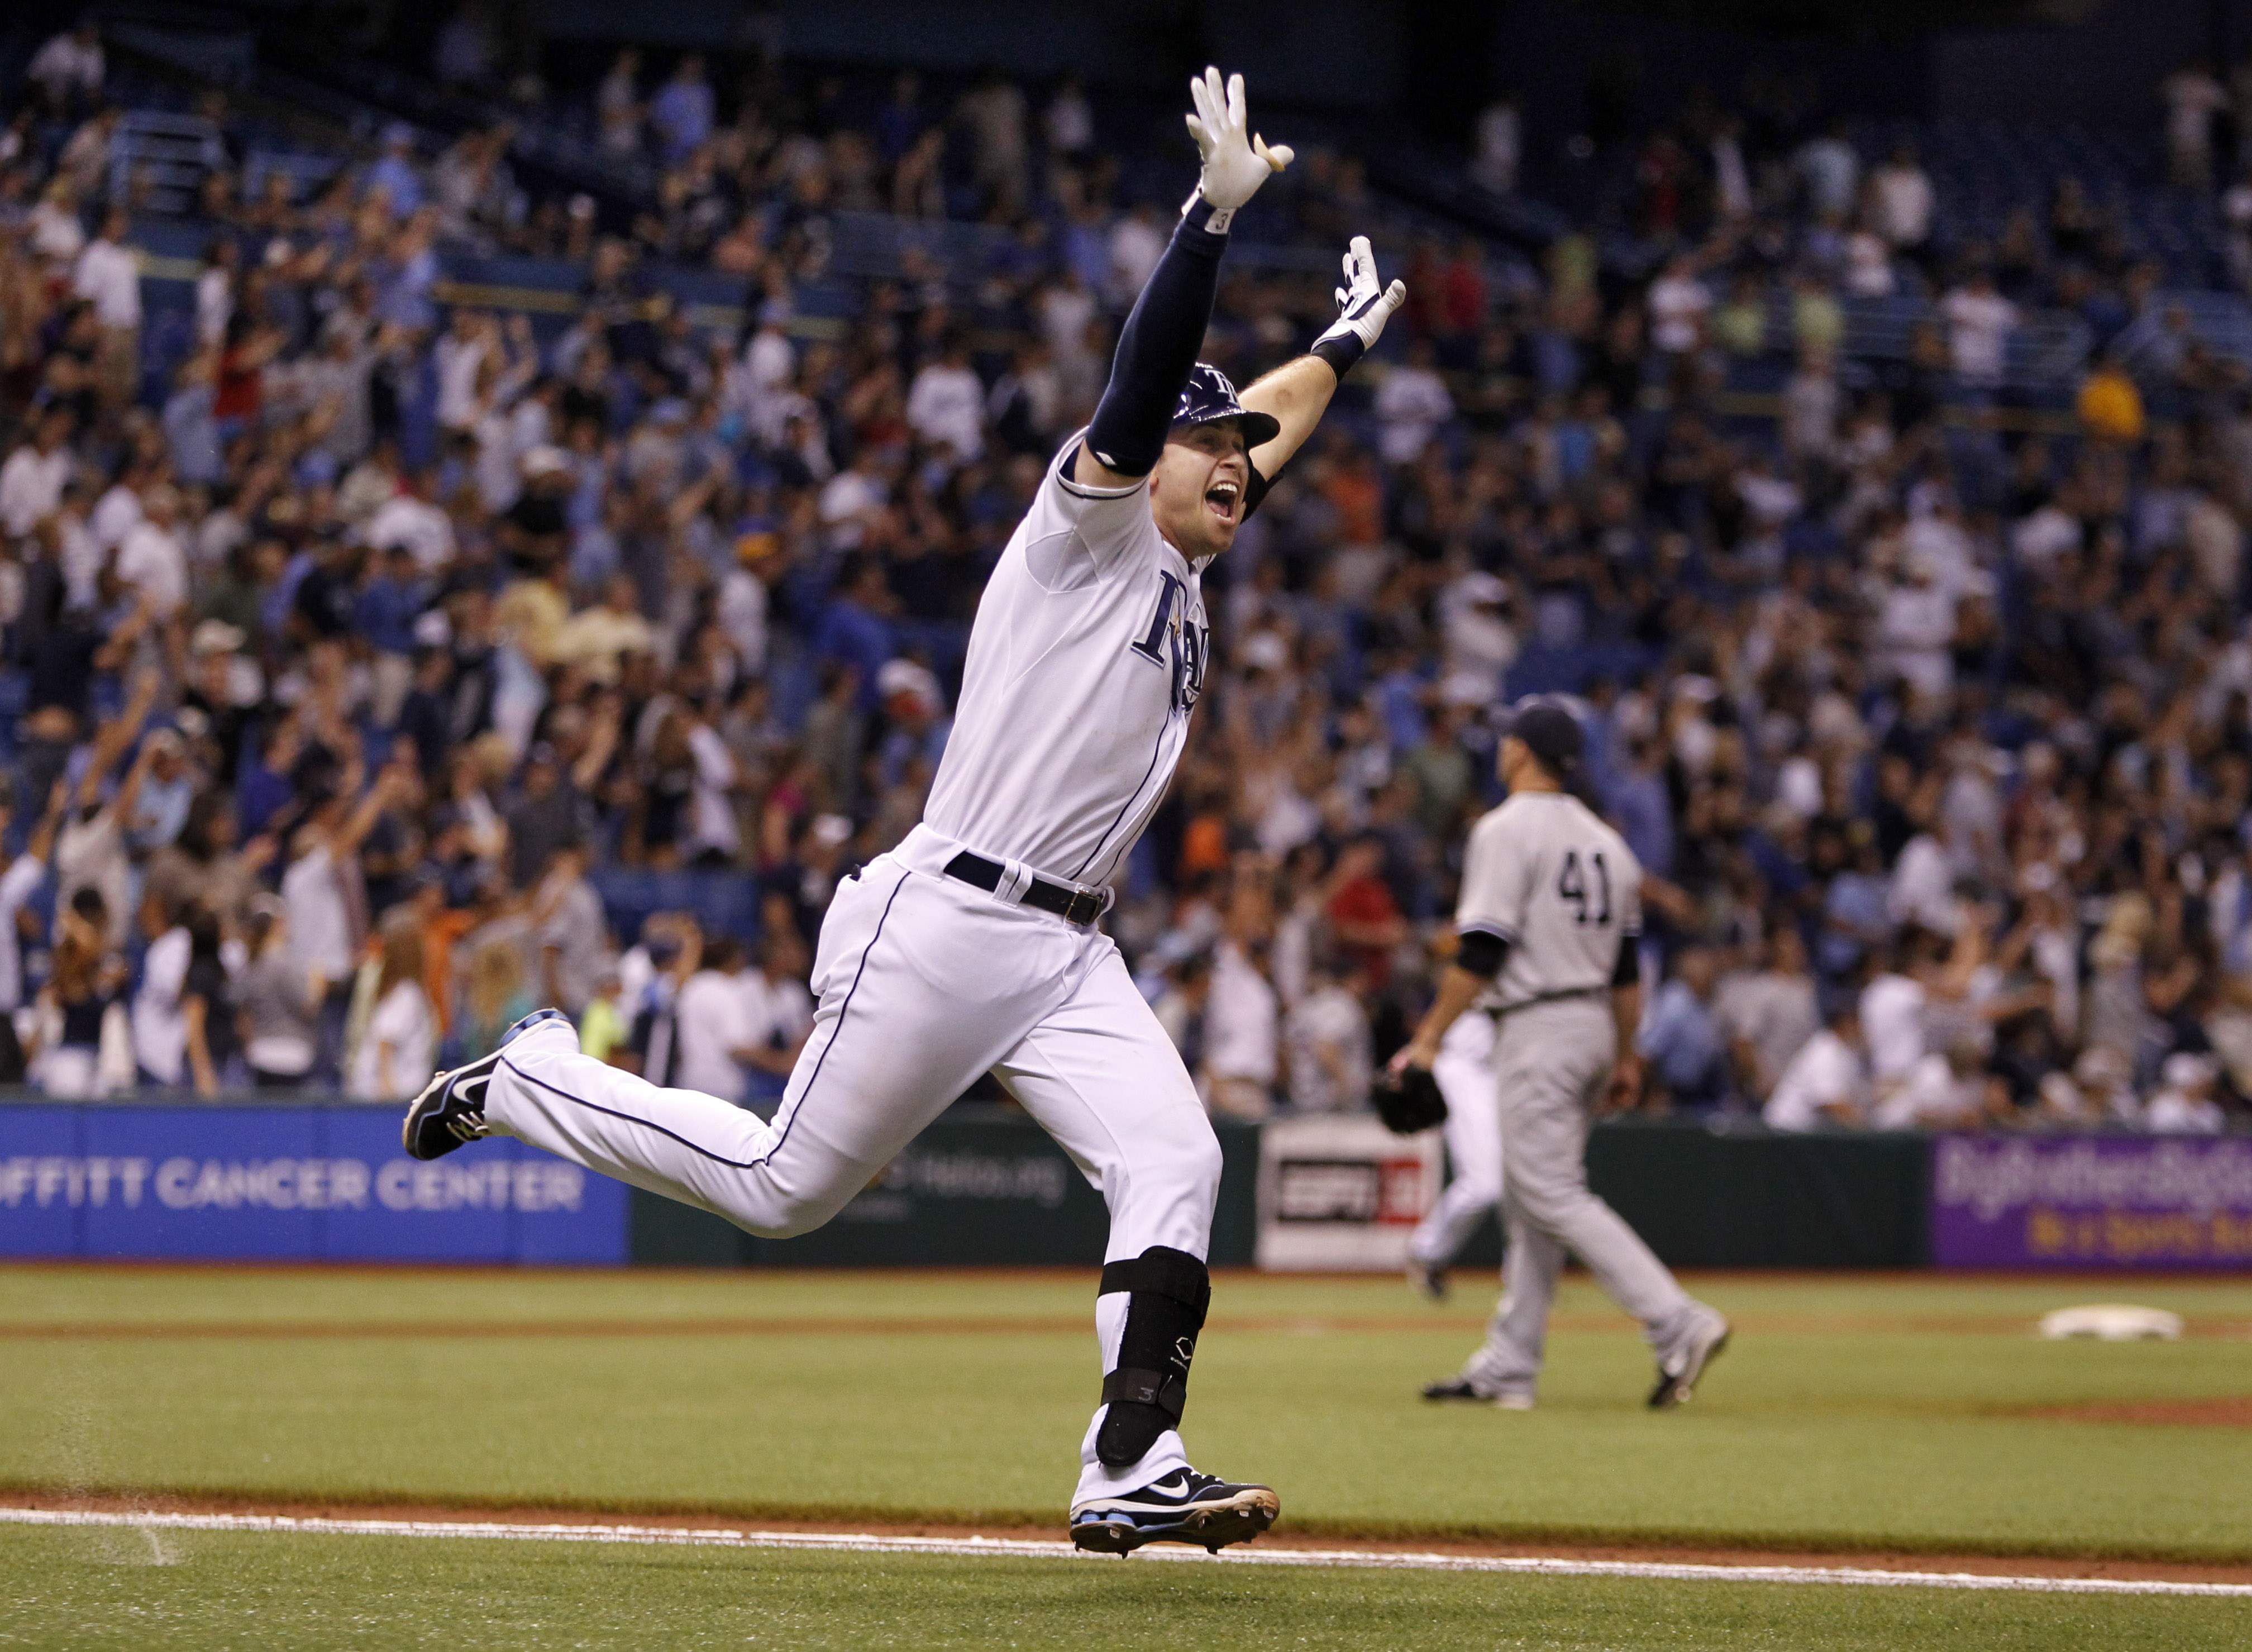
[1461,996,1710,1398]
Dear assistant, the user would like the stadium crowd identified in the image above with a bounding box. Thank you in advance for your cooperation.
[0,18,2248,1135]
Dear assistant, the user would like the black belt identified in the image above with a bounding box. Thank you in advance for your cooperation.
[1495,986,1607,1015]
[944,852,1108,926]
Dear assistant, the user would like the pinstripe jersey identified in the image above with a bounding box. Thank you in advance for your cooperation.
[922,432,1207,888]
[1456,792,1641,1010]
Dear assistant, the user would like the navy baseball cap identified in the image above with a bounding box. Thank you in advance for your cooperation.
[1500,695,1585,780]
[1172,362,1280,449]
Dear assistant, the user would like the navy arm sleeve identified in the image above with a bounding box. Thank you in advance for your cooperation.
[1611,934,1639,987]
[1082,202,1229,479]
[1456,929,1510,980]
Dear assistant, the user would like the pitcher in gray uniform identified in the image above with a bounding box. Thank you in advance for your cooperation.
[1388,698,1730,1410]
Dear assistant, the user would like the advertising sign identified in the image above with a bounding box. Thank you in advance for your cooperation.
[1255,1112,1440,1271]
[1930,1135,2252,1270]
[780,1112,1114,1266]
[0,1102,627,1264]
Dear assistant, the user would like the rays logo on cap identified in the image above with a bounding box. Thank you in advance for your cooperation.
[1171,362,1282,448]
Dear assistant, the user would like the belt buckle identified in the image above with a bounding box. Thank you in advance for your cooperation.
[1062,886,1102,926]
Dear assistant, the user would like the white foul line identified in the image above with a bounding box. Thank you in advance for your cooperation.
[1,1507,2244,1599]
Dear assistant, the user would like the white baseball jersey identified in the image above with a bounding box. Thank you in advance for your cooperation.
[924,433,1208,887]
[1457,791,1641,1009]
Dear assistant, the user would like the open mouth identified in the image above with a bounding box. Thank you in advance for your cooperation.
[1203,479,1241,524]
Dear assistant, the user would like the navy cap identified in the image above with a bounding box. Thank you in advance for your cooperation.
[1501,695,1585,781]
[1172,362,1281,449]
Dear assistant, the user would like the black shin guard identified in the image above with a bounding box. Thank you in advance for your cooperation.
[1095,1246,1212,1469]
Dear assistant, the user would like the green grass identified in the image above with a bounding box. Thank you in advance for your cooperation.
[2,1269,2247,1563]
[2,1526,2246,1652]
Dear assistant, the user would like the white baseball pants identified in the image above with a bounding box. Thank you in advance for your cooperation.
[1406,1009,1502,1270]
[484,827,1222,1506]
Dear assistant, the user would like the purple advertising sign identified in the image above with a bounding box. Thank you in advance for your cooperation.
[1930,1136,2252,1269]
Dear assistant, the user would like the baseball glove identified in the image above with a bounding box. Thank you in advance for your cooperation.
[1373,1063,1447,1134]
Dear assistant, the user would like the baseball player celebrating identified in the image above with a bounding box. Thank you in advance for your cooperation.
[1389,699,1730,1410]
[402,68,1405,1554]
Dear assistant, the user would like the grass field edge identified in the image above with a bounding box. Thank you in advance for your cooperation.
[9,1477,2248,1569]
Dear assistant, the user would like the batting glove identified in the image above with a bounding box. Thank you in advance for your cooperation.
[1310,235,1406,379]
[1182,66,1292,232]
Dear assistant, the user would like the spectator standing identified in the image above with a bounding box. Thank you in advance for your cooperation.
[1374,340,1454,464]
[237,898,322,1088]
[2145,1053,2225,1133]
[348,914,437,1101]
[1860,941,1933,1094]
[1,408,75,542]
[535,841,610,1019]
[905,336,986,463]
[27,24,104,114]
[2164,60,2228,190]
[1867,143,1934,269]
[1045,74,1095,168]
[36,887,125,1097]
[116,486,188,618]
[1645,256,1711,360]
[672,934,755,1103]
[366,125,424,217]
[1284,954,1373,1111]
[1472,96,1520,195]
[179,909,237,1098]
[736,927,815,1099]
[130,894,193,1089]
[1106,204,1166,309]
[70,208,141,408]
[1715,928,1821,1102]
[597,50,643,155]
[650,57,714,163]
[457,933,535,1061]
[957,70,1029,214]
[1762,1001,1869,1130]
[1638,944,1731,1110]
[283,762,404,1076]
[1940,270,2018,390]
[1204,889,1280,1119]
[0,782,66,1083]
[1795,119,1861,218]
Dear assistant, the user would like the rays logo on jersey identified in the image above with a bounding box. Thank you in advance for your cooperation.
[1129,570,1208,713]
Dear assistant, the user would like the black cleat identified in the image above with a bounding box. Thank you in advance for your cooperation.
[1406,1257,1449,1301]
[1422,1376,1534,1409]
[400,1009,569,1160]
[1070,1467,1279,1555]
[1648,1312,1731,1410]
[401,1052,502,1159]
[398,1008,567,1161]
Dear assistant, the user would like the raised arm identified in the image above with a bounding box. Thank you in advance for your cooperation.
[74,668,161,814]
[24,778,70,864]
[330,764,404,858]
[1074,69,1290,490]
[1239,235,1406,479]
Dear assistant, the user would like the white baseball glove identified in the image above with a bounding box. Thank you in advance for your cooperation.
[1182,67,1292,229]
[1316,235,1408,356]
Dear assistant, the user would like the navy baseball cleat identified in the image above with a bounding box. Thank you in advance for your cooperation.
[1069,1467,1280,1555]
[1648,1310,1731,1410]
[401,1008,571,1160]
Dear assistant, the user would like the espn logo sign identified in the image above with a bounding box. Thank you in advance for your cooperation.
[1273,1156,1428,1226]
[1255,1114,1440,1270]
